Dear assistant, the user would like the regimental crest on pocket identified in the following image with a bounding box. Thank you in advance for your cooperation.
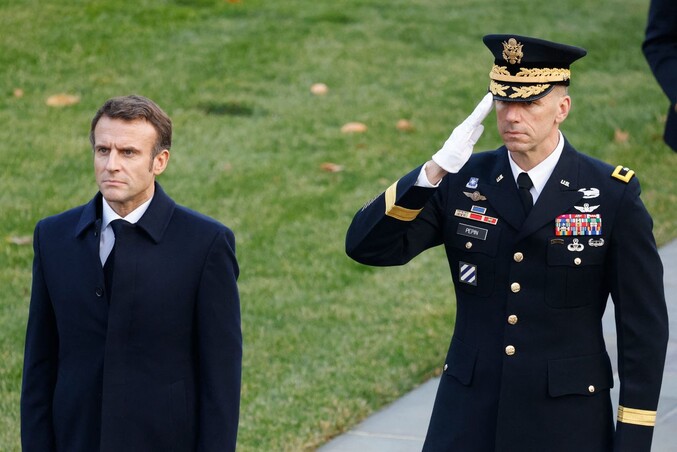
[459,262,477,286]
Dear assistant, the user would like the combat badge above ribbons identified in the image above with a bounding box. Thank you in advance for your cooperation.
[555,214,602,236]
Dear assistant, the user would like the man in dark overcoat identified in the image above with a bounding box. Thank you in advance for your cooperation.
[21,95,242,451]
[643,0,677,151]
[346,35,668,451]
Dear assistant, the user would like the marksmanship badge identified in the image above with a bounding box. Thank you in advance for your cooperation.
[502,38,523,64]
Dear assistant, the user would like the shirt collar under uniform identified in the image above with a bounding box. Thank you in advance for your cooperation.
[508,130,564,204]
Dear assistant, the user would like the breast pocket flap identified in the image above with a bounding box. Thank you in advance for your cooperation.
[548,352,614,397]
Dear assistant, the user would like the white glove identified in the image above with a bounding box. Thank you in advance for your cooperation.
[432,92,494,173]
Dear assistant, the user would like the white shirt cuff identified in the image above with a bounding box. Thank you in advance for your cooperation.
[415,162,442,188]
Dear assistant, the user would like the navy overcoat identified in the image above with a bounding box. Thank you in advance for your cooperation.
[21,183,242,452]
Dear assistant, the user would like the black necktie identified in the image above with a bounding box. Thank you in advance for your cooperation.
[104,219,132,295]
[517,172,534,215]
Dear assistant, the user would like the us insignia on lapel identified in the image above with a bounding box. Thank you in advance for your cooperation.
[555,214,602,236]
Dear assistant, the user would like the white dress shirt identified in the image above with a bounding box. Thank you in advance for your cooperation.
[507,130,564,204]
[99,197,153,265]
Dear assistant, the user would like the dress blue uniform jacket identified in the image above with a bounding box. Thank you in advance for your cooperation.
[643,0,677,151]
[346,140,668,452]
[21,183,242,452]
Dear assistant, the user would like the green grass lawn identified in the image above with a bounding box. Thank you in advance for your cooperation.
[1,0,675,450]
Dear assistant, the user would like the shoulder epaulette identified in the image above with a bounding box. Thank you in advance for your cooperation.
[611,165,635,183]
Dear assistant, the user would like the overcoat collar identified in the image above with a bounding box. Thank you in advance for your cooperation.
[479,138,584,239]
[74,182,176,243]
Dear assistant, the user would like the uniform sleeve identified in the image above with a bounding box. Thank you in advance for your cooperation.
[196,228,242,452]
[21,222,58,451]
[345,165,445,266]
[608,177,669,452]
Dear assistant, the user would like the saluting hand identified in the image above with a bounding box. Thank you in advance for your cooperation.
[432,92,494,174]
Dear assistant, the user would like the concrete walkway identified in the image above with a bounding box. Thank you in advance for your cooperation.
[319,239,677,452]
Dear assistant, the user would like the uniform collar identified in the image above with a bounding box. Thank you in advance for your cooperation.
[508,130,564,202]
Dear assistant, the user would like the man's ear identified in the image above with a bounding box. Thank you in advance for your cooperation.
[152,149,170,175]
[555,95,571,124]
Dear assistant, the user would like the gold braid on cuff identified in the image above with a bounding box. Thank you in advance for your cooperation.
[384,181,422,221]
[617,406,657,427]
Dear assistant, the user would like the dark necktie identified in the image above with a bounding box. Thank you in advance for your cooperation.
[517,172,534,215]
[104,219,132,295]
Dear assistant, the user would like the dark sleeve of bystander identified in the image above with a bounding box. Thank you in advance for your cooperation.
[642,0,677,151]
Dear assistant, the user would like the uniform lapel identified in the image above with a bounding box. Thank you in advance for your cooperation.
[515,142,584,242]
[480,148,525,231]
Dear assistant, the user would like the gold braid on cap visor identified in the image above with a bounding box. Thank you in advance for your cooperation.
[488,64,571,99]
[490,80,552,99]
[490,65,571,83]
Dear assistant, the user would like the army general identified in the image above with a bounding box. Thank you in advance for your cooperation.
[346,35,668,451]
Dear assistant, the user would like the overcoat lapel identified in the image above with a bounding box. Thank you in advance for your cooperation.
[75,193,105,269]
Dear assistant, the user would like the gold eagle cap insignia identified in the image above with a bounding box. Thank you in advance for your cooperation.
[502,38,523,65]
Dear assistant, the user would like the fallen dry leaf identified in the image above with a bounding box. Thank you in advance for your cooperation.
[46,93,80,107]
[320,162,344,173]
[614,128,630,144]
[310,83,328,95]
[13,88,24,98]
[7,235,32,246]
[396,119,414,132]
[341,122,367,133]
